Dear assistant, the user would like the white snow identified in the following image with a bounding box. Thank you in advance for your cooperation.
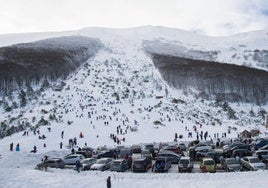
[0,26,268,188]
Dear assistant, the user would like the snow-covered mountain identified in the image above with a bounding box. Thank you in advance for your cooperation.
[0,25,268,188]
[1,26,268,69]
[0,26,267,141]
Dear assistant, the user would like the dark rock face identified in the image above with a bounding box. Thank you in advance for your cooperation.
[0,36,103,93]
[151,54,268,105]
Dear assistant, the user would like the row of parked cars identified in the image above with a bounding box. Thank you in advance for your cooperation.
[36,138,268,173]
[187,138,268,173]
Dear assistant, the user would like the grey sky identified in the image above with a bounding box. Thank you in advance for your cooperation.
[0,0,267,36]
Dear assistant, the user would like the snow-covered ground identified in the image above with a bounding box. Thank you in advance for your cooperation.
[0,26,268,187]
[1,125,268,188]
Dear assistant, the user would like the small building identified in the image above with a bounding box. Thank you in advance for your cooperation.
[240,130,251,138]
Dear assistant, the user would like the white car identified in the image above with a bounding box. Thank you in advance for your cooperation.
[80,158,97,170]
[90,158,113,171]
[63,154,85,165]
[132,153,142,161]
[240,156,266,171]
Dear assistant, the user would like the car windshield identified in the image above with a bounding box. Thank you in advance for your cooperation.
[256,151,268,156]
[145,145,154,149]
[180,159,189,164]
[120,149,131,155]
[82,159,94,163]
[112,161,122,165]
[226,159,239,165]
[249,158,261,163]
[134,161,144,165]
[66,156,78,159]
[97,159,107,164]
[204,160,215,165]
[142,151,150,154]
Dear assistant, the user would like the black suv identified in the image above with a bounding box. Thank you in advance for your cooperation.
[132,157,152,172]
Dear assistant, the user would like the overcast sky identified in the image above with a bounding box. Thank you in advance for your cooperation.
[0,0,268,36]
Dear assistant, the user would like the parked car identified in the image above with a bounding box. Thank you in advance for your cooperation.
[144,143,156,157]
[80,158,97,170]
[93,150,117,159]
[240,156,266,171]
[132,157,152,172]
[232,149,252,158]
[253,150,268,157]
[118,148,132,168]
[222,158,242,172]
[200,157,216,173]
[75,150,92,158]
[189,144,212,160]
[64,154,85,165]
[162,145,181,154]
[110,159,128,172]
[141,150,153,161]
[195,148,214,160]
[157,151,181,164]
[132,152,142,161]
[254,140,268,150]
[254,150,268,165]
[178,142,187,151]
[131,145,142,154]
[259,144,268,150]
[35,158,65,170]
[90,158,113,171]
[154,157,172,173]
[223,142,249,157]
[178,156,193,173]
[205,150,224,163]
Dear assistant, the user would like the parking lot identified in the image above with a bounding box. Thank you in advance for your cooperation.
[40,139,268,174]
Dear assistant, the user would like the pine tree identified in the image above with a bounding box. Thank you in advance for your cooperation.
[18,89,26,107]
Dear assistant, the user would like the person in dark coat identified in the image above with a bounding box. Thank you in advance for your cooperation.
[10,143,13,151]
[75,160,82,173]
[107,176,111,188]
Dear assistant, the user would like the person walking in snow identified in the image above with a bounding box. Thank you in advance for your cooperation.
[75,160,82,173]
[10,143,13,151]
[60,142,63,149]
[15,143,20,151]
[107,176,111,188]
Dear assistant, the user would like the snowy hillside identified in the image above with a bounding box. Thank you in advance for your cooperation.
[0,26,268,188]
